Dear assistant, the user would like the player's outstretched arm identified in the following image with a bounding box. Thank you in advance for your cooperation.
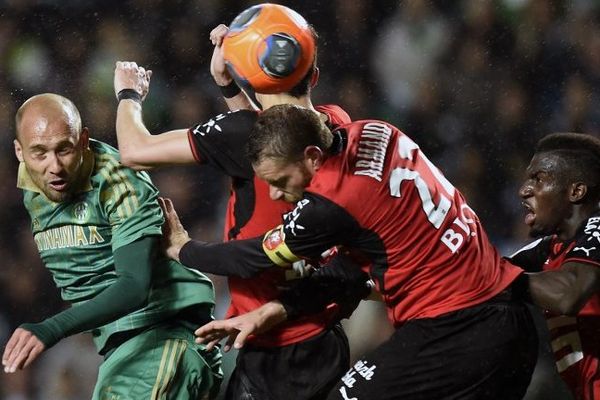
[114,61,195,170]
[159,197,275,277]
[527,262,600,315]
[193,255,375,353]
[1,237,156,373]
[195,301,288,352]
[209,24,257,112]
[2,328,45,373]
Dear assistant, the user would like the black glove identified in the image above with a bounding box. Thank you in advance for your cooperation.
[279,253,371,320]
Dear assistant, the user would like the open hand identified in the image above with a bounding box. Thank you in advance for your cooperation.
[158,197,191,262]
[114,61,152,100]
[195,301,288,352]
[209,24,233,86]
[2,327,45,373]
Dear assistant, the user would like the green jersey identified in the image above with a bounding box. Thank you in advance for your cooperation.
[18,139,215,353]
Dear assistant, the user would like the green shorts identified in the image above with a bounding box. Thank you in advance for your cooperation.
[92,321,222,400]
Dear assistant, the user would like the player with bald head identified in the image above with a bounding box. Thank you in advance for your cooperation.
[4,93,223,399]
[14,93,88,202]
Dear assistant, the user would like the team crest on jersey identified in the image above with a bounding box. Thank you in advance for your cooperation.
[73,201,89,222]
[32,218,40,230]
[583,216,600,244]
[263,226,285,251]
[191,112,230,136]
[284,199,309,236]
[262,225,301,267]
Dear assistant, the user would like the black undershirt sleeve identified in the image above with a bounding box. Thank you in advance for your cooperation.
[179,236,275,278]
[179,193,364,279]
[279,253,371,320]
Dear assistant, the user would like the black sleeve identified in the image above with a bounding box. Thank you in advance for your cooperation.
[179,193,361,277]
[179,236,276,278]
[271,192,362,263]
[504,236,553,273]
[188,109,257,178]
[279,253,371,320]
[564,216,600,266]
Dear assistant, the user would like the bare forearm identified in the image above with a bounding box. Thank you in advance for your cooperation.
[529,272,576,314]
[528,264,600,315]
[116,100,154,169]
[254,300,288,328]
[116,101,194,169]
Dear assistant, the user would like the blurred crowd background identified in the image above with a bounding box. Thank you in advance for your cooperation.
[1,0,599,398]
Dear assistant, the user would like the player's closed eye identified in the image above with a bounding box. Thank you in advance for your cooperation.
[32,150,46,160]
[57,147,74,156]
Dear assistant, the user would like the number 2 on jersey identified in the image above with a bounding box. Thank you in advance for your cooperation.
[389,135,455,229]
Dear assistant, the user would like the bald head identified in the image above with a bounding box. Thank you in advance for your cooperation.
[14,93,89,203]
[15,93,82,141]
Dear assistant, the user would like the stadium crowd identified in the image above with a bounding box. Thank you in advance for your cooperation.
[1,0,599,398]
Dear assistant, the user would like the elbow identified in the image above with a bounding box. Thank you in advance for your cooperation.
[119,152,146,171]
[128,294,149,312]
[126,282,151,311]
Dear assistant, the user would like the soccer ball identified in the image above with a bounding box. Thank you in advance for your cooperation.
[222,3,316,94]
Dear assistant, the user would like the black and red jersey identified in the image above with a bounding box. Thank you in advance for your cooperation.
[186,105,351,346]
[509,213,600,400]
[260,120,522,325]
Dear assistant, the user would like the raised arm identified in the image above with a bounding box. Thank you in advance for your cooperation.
[209,24,258,112]
[114,61,196,170]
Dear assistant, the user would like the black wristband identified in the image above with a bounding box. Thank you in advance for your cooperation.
[219,80,241,98]
[117,89,142,104]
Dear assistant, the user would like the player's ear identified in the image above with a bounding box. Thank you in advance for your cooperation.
[304,145,323,171]
[310,67,319,89]
[14,139,24,162]
[570,181,587,203]
[79,127,90,149]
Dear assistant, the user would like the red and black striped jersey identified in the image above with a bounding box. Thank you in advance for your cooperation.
[186,104,352,346]
[509,214,600,400]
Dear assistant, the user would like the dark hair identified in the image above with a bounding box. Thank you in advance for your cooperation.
[286,26,319,98]
[248,104,332,165]
[535,132,600,197]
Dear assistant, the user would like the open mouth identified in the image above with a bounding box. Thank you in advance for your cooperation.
[522,201,535,226]
[49,179,68,192]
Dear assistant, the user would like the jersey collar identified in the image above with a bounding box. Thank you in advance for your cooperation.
[17,148,95,195]
[328,129,347,155]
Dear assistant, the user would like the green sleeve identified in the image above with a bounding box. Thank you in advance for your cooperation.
[21,236,156,348]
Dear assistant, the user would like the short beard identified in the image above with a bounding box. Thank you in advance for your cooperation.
[42,187,73,203]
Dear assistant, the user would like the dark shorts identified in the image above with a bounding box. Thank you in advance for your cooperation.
[328,296,538,400]
[225,324,350,400]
